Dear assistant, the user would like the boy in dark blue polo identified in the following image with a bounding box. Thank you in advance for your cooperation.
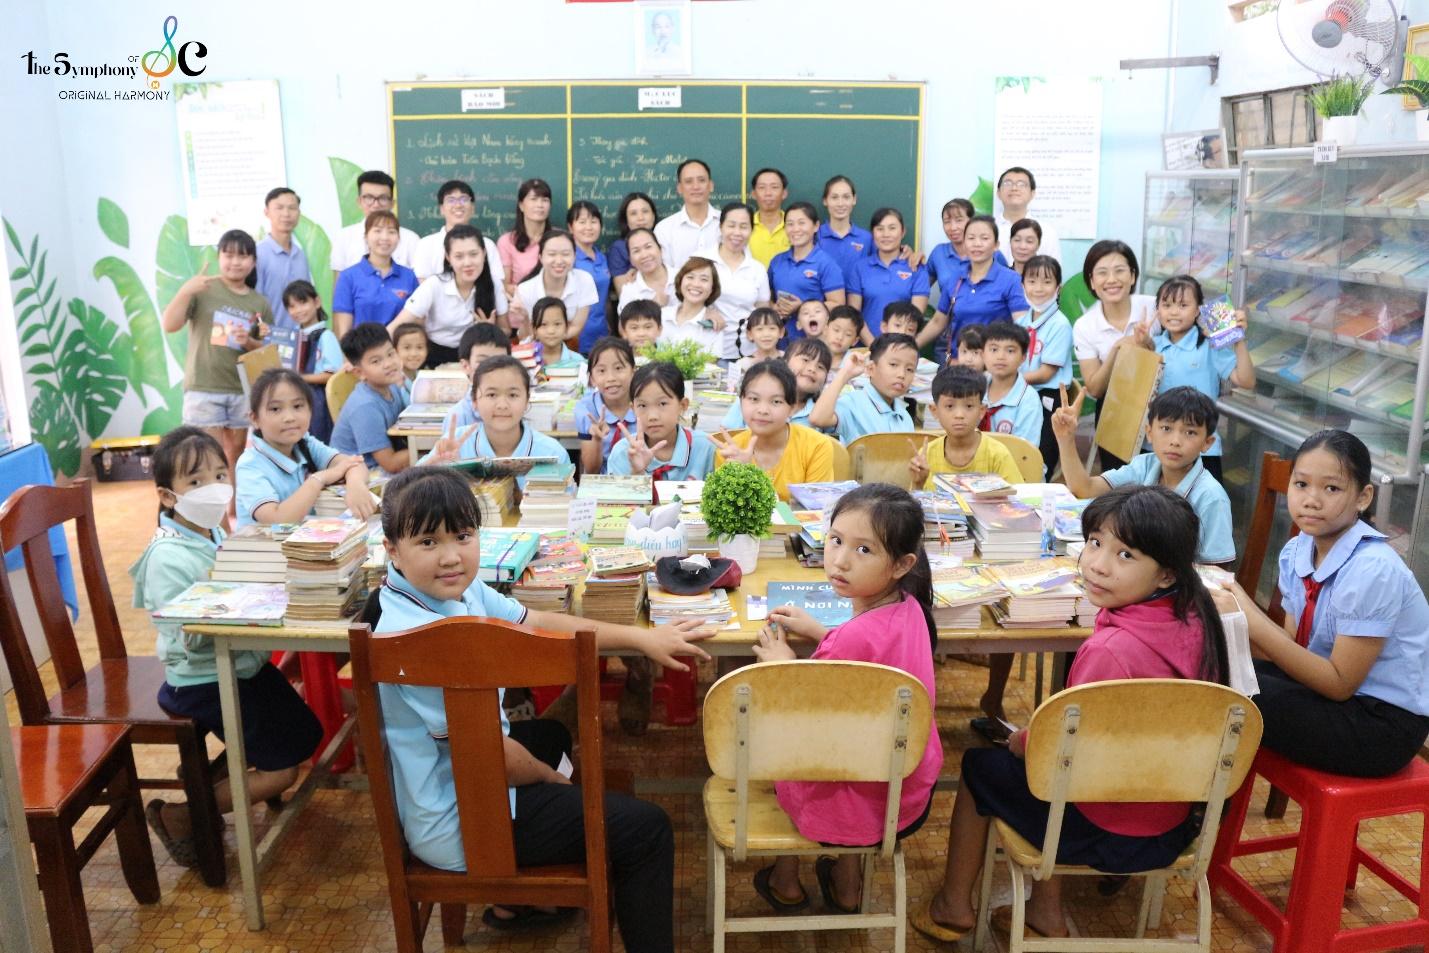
[330,324,411,473]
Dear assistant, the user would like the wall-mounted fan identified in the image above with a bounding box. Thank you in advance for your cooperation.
[1277,0,1409,85]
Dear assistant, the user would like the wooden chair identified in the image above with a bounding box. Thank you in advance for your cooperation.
[17,723,160,953]
[847,431,942,489]
[0,480,226,886]
[703,660,932,953]
[986,432,1046,483]
[973,679,1262,953]
[827,433,852,480]
[326,369,359,420]
[350,617,609,953]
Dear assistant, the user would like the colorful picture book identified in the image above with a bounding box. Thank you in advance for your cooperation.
[478,528,542,583]
[588,546,655,577]
[409,369,472,405]
[765,581,853,628]
[788,481,860,512]
[576,474,654,505]
[654,480,704,503]
[151,582,288,626]
[208,307,257,351]
[448,456,562,478]
[934,472,1015,499]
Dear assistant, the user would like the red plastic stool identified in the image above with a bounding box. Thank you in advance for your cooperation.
[531,660,698,727]
[275,651,354,772]
[1210,748,1429,952]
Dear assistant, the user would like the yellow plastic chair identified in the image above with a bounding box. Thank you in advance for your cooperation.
[827,436,852,481]
[986,432,1046,483]
[325,370,359,421]
[703,660,932,953]
[847,431,942,490]
[973,679,1262,953]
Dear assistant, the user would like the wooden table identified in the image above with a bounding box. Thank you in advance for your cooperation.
[388,425,581,467]
[189,550,1090,929]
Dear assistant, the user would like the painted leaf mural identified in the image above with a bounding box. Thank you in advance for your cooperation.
[97,197,129,248]
[329,157,365,228]
[93,256,167,401]
[970,177,995,216]
[294,214,334,310]
[59,298,130,438]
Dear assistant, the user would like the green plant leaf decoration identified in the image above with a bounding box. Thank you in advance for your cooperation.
[701,462,777,541]
[93,255,167,401]
[638,339,716,380]
[60,297,130,438]
[329,157,366,228]
[970,177,995,216]
[1382,53,1429,108]
[294,214,334,309]
[1309,73,1374,117]
[97,197,129,249]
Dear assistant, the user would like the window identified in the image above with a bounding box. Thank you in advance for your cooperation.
[1221,84,1321,164]
[1228,0,1279,22]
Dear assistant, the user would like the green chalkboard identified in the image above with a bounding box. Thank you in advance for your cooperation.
[388,81,924,247]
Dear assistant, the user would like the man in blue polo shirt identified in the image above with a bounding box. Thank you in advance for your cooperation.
[255,188,311,329]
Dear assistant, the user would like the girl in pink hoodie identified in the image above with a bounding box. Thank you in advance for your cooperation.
[917,483,1229,943]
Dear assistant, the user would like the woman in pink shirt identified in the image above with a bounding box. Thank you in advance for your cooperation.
[751,484,943,914]
[916,484,1229,943]
[496,178,552,297]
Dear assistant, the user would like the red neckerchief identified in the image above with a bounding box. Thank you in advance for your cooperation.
[650,427,693,481]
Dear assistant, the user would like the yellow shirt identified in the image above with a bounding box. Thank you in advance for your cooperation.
[716,423,833,501]
[749,211,790,267]
[922,433,1024,489]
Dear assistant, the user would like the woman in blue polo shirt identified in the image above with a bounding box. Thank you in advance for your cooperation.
[568,200,613,355]
[816,175,873,276]
[845,207,930,341]
[767,202,845,341]
[333,210,419,338]
[921,215,1028,354]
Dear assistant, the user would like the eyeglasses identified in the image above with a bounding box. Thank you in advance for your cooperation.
[358,194,393,207]
[1000,180,1031,191]
[444,196,473,207]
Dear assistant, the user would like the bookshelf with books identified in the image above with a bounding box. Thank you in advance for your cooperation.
[1223,144,1429,586]
[1140,169,1239,299]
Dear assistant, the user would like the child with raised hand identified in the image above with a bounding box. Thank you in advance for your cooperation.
[917,484,1229,943]
[617,299,663,351]
[712,360,834,500]
[809,333,918,444]
[1054,385,1235,567]
[370,466,711,949]
[608,361,717,480]
[1222,430,1429,778]
[720,336,832,432]
[392,324,429,381]
[330,324,412,474]
[750,483,942,915]
[1140,275,1254,482]
[821,305,862,371]
[425,355,566,491]
[235,368,374,528]
[284,279,342,442]
[1016,254,1074,474]
[443,323,512,432]
[980,322,1044,451]
[528,296,585,371]
[909,364,1024,489]
[575,337,639,475]
[135,427,322,867]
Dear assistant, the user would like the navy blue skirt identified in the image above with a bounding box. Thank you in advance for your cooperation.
[158,662,323,772]
[960,747,1199,874]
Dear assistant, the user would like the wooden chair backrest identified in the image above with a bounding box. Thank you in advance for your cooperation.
[0,481,125,724]
[1094,346,1163,463]
[350,617,606,887]
[1024,680,1262,804]
[236,345,281,401]
[703,660,931,782]
[326,370,359,421]
[847,432,942,490]
[827,435,852,481]
[985,433,1046,483]
[1236,452,1296,626]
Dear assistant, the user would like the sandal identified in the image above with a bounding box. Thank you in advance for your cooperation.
[752,865,810,914]
[814,855,860,914]
[970,717,1012,746]
[480,906,576,931]
[145,799,198,868]
[910,902,971,943]
[991,905,1061,939]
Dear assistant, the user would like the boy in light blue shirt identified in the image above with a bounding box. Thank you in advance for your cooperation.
[980,323,1044,454]
[441,323,513,432]
[1053,386,1235,565]
[809,333,918,444]
[330,324,411,473]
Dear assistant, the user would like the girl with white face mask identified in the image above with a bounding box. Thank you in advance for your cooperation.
[130,427,322,869]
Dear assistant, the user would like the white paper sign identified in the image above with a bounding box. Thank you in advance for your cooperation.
[175,80,287,246]
[461,88,506,112]
[1313,142,1339,165]
[993,76,1103,239]
[639,87,682,110]
[568,498,597,539]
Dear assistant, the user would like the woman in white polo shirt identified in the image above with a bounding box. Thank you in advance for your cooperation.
[387,225,508,366]
[710,202,772,363]
[616,227,675,314]
[512,230,599,344]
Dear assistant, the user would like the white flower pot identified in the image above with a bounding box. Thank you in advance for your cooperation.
[1417,110,1429,143]
[717,533,760,573]
[1322,115,1360,145]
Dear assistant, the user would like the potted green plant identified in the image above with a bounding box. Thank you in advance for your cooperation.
[1382,52,1429,142]
[640,340,717,397]
[700,462,777,571]
[1311,73,1375,145]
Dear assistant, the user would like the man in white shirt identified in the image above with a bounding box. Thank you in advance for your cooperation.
[410,179,506,285]
[653,158,720,271]
[994,166,1061,265]
[329,171,419,283]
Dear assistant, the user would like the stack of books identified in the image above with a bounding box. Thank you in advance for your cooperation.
[152,581,288,627]
[646,579,735,628]
[930,563,1006,628]
[280,516,368,626]
[654,480,703,505]
[693,390,736,433]
[912,489,974,556]
[577,474,653,506]
[934,472,1015,499]
[397,369,471,426]
[518,461,577,526]
[988,558,1082,628]
[470,476,516,523]
[593,504,642,544]
[758,535,789,559]
[510,531,587,613]
[210,523,294,584]
[789,509,826,567]
[966,498,1044,561]
[1050,498,1090,554]
[581,547,653,625]
[478,527,542,583]
[313,481,382,519]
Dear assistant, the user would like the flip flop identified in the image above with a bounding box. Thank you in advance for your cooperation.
[991,905,1058,939]
[145,799,198,868]
[910,902,971,943]
[814,855,860,914]
[480,906,576,931]
[970,717,1012,746]
[752,865,810,914]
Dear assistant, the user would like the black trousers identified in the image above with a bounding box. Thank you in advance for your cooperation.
[508,721,675,953]
[1036,387,1060,476]
[423,342,461,368]
[1252,659,1429,778]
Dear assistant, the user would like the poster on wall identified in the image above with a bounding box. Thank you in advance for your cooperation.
[992,76,1103,239]
[175,80,287,245]
[634,0,692,76]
